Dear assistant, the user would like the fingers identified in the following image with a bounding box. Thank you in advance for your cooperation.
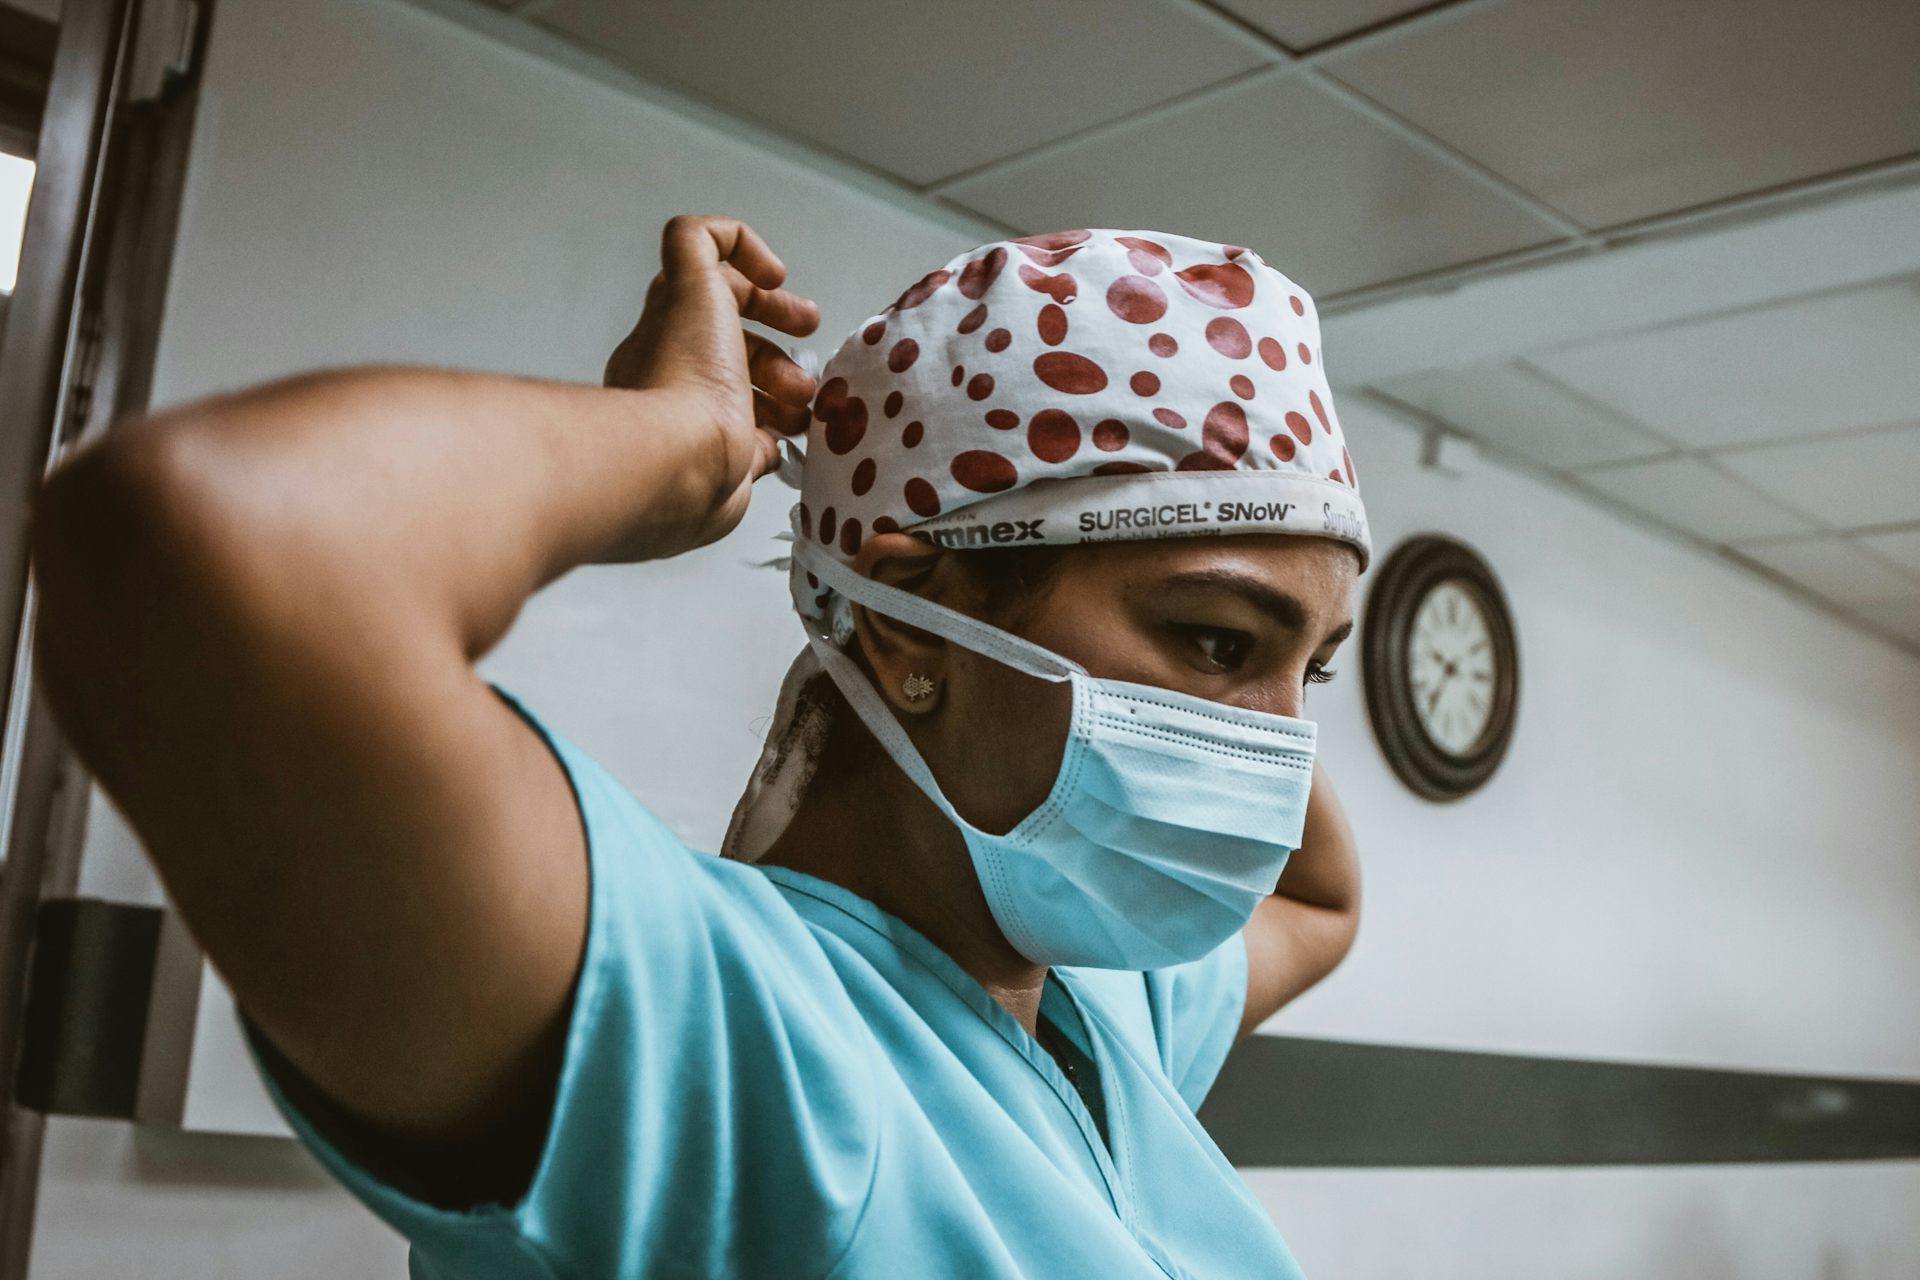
[718,263,820,337]
[754,387,810,438]
[661,215,784,287]
[661,215,821,336]
[745,332,815,406]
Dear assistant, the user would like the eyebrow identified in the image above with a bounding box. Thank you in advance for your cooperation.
[1157,569,1354,645]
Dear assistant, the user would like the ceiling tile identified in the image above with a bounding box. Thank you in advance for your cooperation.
[1577,457,1818,543]
[1715,424,1920,531]
[1211,0,1429,50]
[1324,0,1920,228]
[1525,279,1920,450]
[1855,598,1920,647]
[1857,527,1920,575]
[1374,359,1672,469]
[1731,536,1919,606]
[943,75,1562,297]
[533,0,1267,186]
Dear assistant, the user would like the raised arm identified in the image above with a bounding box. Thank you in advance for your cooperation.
[28,216,818,1199]
[1238,760,1361,1039]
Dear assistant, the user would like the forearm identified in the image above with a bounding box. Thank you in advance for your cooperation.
[30,364,715,876]
[1273,760,1361,921]
[1239,762,1361,1034]
[44,367,715,650]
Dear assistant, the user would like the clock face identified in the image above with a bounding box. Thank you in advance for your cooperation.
[1361,536,1519,801]
[1407,580,1497,757]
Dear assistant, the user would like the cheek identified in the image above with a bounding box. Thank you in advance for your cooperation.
[935,655,1072,837]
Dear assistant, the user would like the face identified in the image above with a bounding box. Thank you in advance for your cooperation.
[856,533,1358,837]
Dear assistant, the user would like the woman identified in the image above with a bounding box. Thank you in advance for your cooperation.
[31,218,1367,1278]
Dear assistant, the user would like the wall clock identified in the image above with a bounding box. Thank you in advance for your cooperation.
[1361,535,1519,801]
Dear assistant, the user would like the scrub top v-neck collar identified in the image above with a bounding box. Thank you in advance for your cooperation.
[753,861,1135,1227]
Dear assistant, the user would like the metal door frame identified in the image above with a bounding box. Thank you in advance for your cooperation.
[0,0,209,1272]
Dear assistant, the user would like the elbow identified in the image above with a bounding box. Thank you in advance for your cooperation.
[30,419,244,739]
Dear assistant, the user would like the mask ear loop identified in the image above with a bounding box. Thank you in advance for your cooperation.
[790,540,1088,839]
[792,540,1085,684]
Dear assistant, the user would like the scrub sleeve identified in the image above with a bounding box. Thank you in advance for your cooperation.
[239,687,1256,1279]
[240,688,882,1280]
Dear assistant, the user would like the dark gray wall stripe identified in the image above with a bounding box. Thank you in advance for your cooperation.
[1197,1035,1920,1167]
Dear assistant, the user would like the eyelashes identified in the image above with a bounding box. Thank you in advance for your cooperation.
[1177,623,1340,688]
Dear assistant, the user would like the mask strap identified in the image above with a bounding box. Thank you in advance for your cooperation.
[793,540,1083,684]
[806,634,973,832]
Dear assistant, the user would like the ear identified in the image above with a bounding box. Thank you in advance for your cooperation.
[849,532,966,716]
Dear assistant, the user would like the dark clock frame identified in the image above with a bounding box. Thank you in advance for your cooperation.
[1361,535,1519,802]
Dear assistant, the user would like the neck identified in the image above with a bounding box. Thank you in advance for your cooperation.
[755,752,1051,1035]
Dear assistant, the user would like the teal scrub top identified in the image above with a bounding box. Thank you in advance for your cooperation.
[243,689,1306,1280]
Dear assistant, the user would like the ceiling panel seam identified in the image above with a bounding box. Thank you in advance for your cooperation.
[1323,157,1920,313]
[920,62,1292,198]
[387,0,1013,244]
[926,0,1589,232]
[1356,392,1919,660]
[1299,71,1594,241]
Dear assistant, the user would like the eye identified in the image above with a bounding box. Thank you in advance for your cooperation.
[1178,625,1253,673]
[1305,662,1338,686]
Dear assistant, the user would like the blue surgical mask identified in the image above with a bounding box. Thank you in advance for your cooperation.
[794,543,1317,971]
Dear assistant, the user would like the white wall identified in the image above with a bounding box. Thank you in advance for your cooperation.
[32,0,969,1273]
[28,0,1920,1275]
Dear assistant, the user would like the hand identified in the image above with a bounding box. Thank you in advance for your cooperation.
[602,215,821,556]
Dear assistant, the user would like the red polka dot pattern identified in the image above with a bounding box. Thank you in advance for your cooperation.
[957,248,1007,299]
[893,270,950,311]
[952,450,1018,492]
[1175,262,1255,309]
[1038,304,1068,346]
[1178,402,1250,471]
[1106,276,1167,324]
[1028,410,1080,463]
[904,477,940,516]
[814,378,868,456]
[1018,265,1078,303]
[1034,352,1109,394]
[1205,317,1251,358]
[790,228,1367,625]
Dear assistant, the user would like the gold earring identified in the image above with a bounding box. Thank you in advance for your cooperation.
[902,673,936,702]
